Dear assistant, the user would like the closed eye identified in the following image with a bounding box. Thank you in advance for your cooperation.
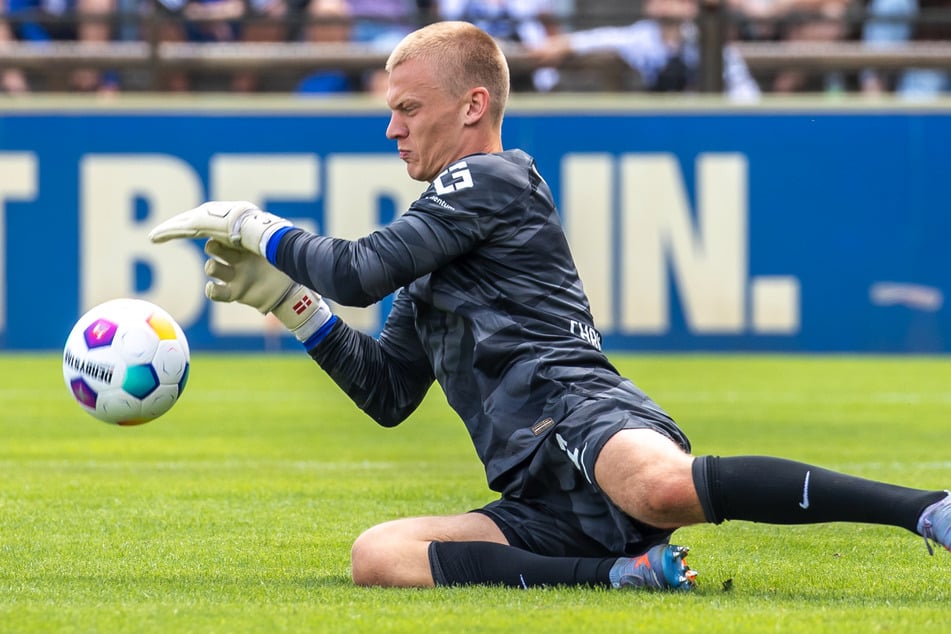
[394,101,419,115]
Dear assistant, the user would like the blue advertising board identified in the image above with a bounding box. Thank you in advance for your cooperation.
[1,98,949,352]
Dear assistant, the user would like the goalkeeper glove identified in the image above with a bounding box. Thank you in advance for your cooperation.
[204,239,335,345]
[149,201,291,257]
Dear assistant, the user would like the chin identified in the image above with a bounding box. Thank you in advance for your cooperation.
[407,167,432,183]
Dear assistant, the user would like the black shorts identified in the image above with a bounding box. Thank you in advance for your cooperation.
[475,398,691,558]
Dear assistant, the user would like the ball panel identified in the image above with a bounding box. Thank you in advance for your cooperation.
[96,389,142,424]
[84,318,118,348]
[178,363,190,393]
[115,323,160,366]
[147,314,179,341]
[69,377,98,410]
[122,364,160,399]
[116,418,153,427]
[140,385,179,421]
[153,341,188,383]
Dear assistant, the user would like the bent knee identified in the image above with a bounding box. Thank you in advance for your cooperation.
[350,525,392,586]
[349,514,504,587]
[595,430,699,526]
[350,522,436,588]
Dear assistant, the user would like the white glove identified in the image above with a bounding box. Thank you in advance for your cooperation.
[149,201,292,256]
[204,240,334,344]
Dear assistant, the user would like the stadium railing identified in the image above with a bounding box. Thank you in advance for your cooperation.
[0,5,950,93]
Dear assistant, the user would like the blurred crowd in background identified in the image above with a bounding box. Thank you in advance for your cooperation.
[1,0,949,98]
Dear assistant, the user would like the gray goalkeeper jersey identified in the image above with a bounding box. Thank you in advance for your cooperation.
[274,149,670,495]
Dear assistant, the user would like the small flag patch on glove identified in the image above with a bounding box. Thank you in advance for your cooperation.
[293,295,314,315]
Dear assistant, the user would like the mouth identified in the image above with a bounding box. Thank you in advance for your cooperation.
[398,149,410,161]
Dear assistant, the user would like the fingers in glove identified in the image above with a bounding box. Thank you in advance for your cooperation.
[205,279,236,303]
[204,240,237,283]
[204,238,244,264]
[204,256,235,284]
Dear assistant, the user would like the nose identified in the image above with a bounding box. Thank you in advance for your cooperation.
[386,113,406,140]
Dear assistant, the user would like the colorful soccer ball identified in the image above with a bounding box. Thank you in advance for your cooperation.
[62,298,190,426]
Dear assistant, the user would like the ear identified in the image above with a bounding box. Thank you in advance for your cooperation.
[463,87,491,126]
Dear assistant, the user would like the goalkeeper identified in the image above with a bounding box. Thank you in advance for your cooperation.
[150,21,951,591]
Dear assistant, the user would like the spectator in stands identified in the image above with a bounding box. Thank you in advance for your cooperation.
[0,0,25,93]
[296,0,359,95]
[151,0,307,92]
[862,0,951,98]
[0,0,118,93]
[236,0,310,92]
[861,0,915,93]
[439,0,562,91]
[297,0,420,95]
[728,0,854,92]
[151,0,238,91]
[348,0,417,50]
[530,0,761,100]
[340,0,423,93]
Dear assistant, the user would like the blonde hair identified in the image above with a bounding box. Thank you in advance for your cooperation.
[386,21,510,125]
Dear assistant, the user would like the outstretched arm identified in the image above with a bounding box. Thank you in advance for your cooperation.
[150,202,448,426]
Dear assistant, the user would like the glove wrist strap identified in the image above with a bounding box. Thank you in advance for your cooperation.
[271,285,334,345]
[257,220,290,257]
[233,209,293,256]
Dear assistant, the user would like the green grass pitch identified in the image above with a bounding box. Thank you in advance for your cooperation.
[2,353,949,632]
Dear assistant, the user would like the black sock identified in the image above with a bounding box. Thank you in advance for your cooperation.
[428,541,616,588]
[692,455,946,532]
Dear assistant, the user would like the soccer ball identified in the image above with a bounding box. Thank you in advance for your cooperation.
[62,298,190,426]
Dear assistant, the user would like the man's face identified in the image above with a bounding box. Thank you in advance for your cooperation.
[385,57,471,183]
